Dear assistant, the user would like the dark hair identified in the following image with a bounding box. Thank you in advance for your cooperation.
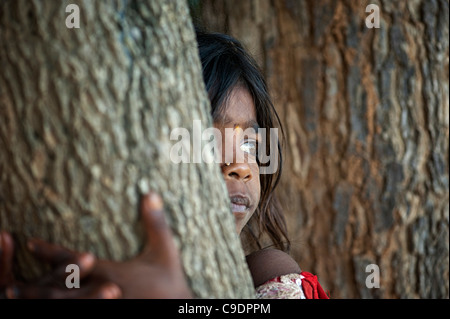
[195,29,290,252]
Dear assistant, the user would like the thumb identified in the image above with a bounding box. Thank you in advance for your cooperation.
[139,192,178,266]
[0,231,14,287]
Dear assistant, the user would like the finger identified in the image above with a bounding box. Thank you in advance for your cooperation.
[38,252,97,286]
[0,231,14,287]
[27,238,79,266]
[28,238,96,280]
[82,282,122,299]
[140,193,179,265]
[5,284,70,299]
[6,281,122,299]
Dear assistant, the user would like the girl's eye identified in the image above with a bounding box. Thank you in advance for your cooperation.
[240,140,258,157]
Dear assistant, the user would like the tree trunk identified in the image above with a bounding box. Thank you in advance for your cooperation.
[0,0,254,298]
[196,0,449,298]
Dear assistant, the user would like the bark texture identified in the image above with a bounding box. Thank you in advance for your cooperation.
[196,0,449,298]
[0,0,254,298]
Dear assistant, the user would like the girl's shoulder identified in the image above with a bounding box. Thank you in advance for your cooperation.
[246,248,330,299]
[246,248,301,287]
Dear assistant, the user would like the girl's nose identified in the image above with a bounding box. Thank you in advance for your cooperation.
[222,162,252,182]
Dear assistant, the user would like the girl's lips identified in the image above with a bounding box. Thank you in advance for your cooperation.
[229,195,251,214]
[231,203,247,213]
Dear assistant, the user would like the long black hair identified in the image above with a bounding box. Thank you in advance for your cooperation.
[196,29,290,252]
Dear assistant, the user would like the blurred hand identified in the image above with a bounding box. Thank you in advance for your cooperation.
[0,192,192,299]
[0,231,116,299]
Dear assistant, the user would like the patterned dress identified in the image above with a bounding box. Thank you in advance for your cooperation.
[255,271,330,299]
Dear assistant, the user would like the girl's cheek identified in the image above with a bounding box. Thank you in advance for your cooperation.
[251,164,261,189]
[252,162,260,175]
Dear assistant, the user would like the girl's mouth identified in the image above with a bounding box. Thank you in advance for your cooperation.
[229,195,250,213]
[231,203,248,212]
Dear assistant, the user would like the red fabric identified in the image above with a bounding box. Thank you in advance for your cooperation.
[299,271,330,299]
[259,271,330,299]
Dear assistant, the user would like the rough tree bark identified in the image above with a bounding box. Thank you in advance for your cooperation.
[0,0,254,298]
[196,0,449,298]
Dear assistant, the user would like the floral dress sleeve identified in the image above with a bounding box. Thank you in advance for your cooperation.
[255,271,330,299]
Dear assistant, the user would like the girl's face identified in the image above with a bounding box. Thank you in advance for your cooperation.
[214,86,261,234]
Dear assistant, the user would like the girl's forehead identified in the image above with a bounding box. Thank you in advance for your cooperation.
[216,87,258,128]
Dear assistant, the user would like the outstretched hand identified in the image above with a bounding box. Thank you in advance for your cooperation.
[0,192,192,299]
[89,192,192,298]
[0,230,121,299]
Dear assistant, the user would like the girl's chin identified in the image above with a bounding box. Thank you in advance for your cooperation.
[233,211,250,234]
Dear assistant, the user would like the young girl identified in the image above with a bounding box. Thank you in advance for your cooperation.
[0,30,328,299]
